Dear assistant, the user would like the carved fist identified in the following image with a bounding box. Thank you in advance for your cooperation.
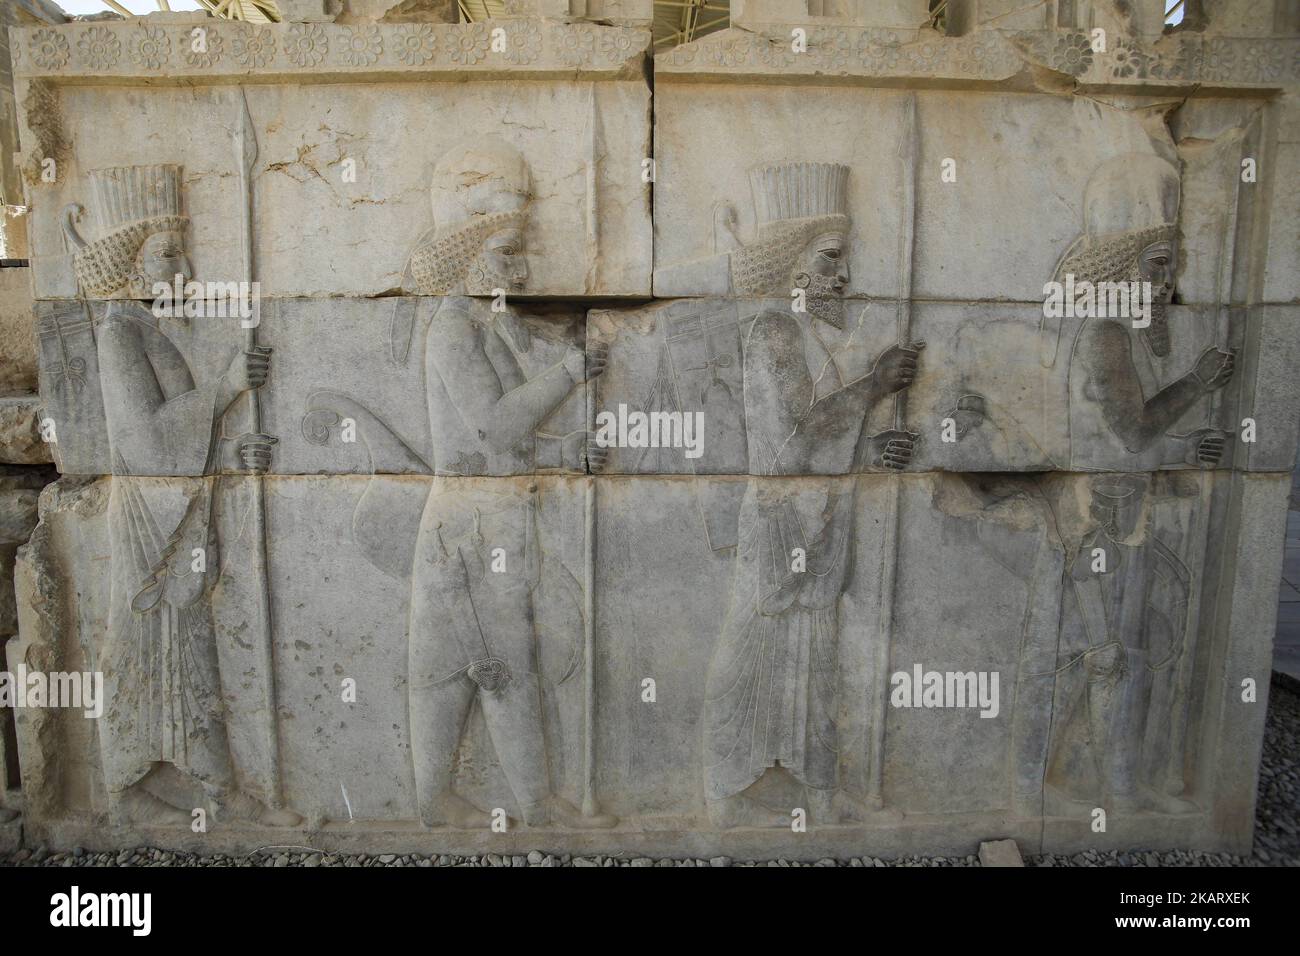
[869,429,917,471]
[564,430,608,473]
[226,345,272,392]
[1184,428,1228,468]
[875,342,924,394]
[1192,347,1234,392]
[238,433,278,475]
[565,343,608,384]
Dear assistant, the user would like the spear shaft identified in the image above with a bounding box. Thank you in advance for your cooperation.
[867,93,919,807]
[236,87,283,808]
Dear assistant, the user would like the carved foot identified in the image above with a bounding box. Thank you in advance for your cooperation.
[530,796,618,829]
[259,806,306,828]
[421,791,485,829]
[1041,785,1097,819]
[706,794,790,830]
[810,790,902,826]
[215,790,304,828]
[110,787,193,827]
[1114,787,1200,816]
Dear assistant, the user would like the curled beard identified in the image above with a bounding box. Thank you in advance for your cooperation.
[466,256,523,297]
[1141,300,1170,358]
[804,272,845,328]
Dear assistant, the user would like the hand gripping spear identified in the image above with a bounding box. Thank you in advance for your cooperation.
[866,93,921,810]
[235,88,284,809]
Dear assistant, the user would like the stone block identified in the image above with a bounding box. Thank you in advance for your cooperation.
[38,298,589,477]
[3,4,1295,864]
[0,394,51,465]
[978,838,1023,865]
[593,298,1290,475]
[12,20,652,300]
[0,266,36,394]
[11,467,1281,857]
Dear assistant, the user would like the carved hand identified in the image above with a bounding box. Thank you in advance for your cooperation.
[869,429,917,471]
[1183,428,1228,468]
[238,433,278,475]
[566,343,608,384]
[874,341,924,394]
[564,430,608,473]
[1191,347,1235,392]
[225,345,272,393]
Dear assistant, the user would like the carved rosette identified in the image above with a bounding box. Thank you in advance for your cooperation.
[654,26,1297,90]
[284,23,328,68]
[337,26,382,68]
[13,22,649,79]
[183,27,224,69]
[28,30,69,71]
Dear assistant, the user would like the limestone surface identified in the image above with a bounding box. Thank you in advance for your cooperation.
[2,6,1297,861]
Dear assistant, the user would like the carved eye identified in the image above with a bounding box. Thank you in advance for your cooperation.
[494,244,518,257]
[820,248,841,261]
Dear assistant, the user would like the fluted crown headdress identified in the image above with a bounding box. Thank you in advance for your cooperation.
[430,138,531,238]
[1084,153,1180,241]
[73,165,188,296]
[732,162,851,295]
[749,162,850,226]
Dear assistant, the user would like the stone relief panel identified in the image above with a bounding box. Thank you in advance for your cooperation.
[15,475,608,831]
[20,78,651,299]
[654,88,1274,307]
[7,12,1297,861]
[37,298,590,478]
[590,297,1300,475]
[14,467,1271,854]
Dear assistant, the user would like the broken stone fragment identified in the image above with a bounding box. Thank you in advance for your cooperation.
[0,396,51,466]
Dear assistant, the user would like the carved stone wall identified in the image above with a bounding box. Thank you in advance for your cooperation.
[2,7,1297,858]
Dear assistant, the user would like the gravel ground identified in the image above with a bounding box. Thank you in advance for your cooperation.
[4,678,1297,869]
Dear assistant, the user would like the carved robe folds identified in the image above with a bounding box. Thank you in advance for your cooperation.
[96,304,228,793]
[704,479,854,799]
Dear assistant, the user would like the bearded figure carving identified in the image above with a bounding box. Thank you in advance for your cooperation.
[1043,153,1235,472]
[729,163,853,328]
[61,165,295,828]
[1045,474,1199,816]
[681,162,921,828]
[390,138,614,829]
[63,165,191,299]
[403,139,531,297]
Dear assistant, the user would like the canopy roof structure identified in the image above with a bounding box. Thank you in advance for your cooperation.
[75,0,733,46]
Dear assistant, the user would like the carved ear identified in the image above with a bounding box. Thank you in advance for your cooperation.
[61,203,87,250]
[793,272,811,289]
[711,200,741,253]
[127,271,148,298]
[390,297,418,364]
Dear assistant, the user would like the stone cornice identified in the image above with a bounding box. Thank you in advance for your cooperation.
[654,26,1299,93]
[11,19,649,82]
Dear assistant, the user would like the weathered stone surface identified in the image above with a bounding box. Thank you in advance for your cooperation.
[39,298,589,477]
[592,299,1295,475]
[279,0,341,23]
[10,468,1279,857]
[955,0,1166,36]
[0,266,36,393]
[654,88,1274,307]
[13,21,652,300]
[3,10,1296,862]
[0,394,51,465]
[978,838,1024,866]
[732,0,933,32]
